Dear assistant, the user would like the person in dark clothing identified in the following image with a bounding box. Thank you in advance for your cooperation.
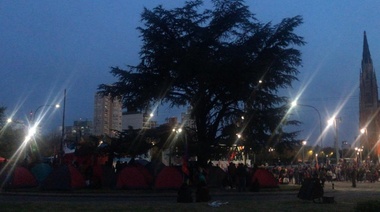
[227,162,237,189]
[351,164,357,188]
[236,163,247,192]
[196,181,211,202]
[177,183,193,203]
[194,166,211,202]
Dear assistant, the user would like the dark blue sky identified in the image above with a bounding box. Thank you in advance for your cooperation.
[1,1,379,147]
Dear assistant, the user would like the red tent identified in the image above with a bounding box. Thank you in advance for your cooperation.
[41,165,86,190]
[251,168,279,188]
[207,166,226,188]
[116,165,150,189]
[154,166,183,189]
[134,163,153,185]
[9,166,38,188]
[92,164,116,188]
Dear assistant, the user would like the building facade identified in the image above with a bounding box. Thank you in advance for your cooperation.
[93,93,122,137]
[122,112,157,130]
[359,31,380,161]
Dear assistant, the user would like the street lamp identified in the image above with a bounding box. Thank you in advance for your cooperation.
[291,101,323,149]
[360,128,367,159]
[31,104,60,122]
[302,140,307,163]
[6,118,32,143]
[328,116,340,164]
[172,127,188,168]
[355,146,363,164]
[28,104,60,140]
[60,89,67,164]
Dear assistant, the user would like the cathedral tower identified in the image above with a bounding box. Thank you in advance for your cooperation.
[359,31,380,161]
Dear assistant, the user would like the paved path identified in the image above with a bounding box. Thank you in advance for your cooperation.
[0,181,379,203]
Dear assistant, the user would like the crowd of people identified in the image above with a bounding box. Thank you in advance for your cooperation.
[264,160,380,187]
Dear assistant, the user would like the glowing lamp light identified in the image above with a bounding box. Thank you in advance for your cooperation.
[327,117,335,127]
[24,125,38,143]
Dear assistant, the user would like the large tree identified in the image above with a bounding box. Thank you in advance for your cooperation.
[99,0,304,165]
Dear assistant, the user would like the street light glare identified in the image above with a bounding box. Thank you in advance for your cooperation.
[327,117,335,127]
[55,104,60,108]
[291,100,297,108]
[24,125,38,143]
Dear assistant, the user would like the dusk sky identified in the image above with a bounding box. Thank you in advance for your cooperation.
[1,1,380,148]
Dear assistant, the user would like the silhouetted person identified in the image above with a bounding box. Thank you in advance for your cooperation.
[227,162,236,189]
[352,166,357,188]
[177,183,193,203]
[195,167,210,202]
[236,163,247,192]
[196,181,211,202]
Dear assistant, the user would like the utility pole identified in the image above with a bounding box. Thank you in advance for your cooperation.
[60,89,66,164]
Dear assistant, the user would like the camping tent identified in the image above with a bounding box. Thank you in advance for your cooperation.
[207,166,227,188]
[31,163,52,183]
[134,163,153,185]
[0,166,38,189]
[145,161,166,177]
[116,165,151,189]
[154,166,183,189]
[92,164,116,188]
[41,165,85,190]
[251,168,279,188]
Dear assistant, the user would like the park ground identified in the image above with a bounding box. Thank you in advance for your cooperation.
[1,181,380,211]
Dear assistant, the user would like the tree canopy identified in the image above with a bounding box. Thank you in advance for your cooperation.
[99,0,305,165]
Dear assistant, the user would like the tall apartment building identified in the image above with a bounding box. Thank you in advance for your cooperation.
[93,93,122,137]
[64,119,93,138]
[181,107,196,129]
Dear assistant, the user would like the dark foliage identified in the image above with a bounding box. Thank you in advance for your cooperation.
[98,0,304,165]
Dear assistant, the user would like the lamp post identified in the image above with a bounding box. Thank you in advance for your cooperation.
[328,116,340,164]
[172,127,186,167]
[23,103,59,164]
[291,101,323,149]
[268,147,275,164]
[360,128,367,160]
[355,146,363,164]
[30,104,60,123]
[60,89,66,164]
[302,140,307,163]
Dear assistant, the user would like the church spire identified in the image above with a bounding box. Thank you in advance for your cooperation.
[362,31,372,65]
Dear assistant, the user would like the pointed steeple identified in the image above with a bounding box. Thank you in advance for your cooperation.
[362,31,372,64]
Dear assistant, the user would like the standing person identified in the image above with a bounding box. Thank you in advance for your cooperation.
[352,163,357,188]
[196,167,211,202]
[236,163,247,192]
[227,162,237,189]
